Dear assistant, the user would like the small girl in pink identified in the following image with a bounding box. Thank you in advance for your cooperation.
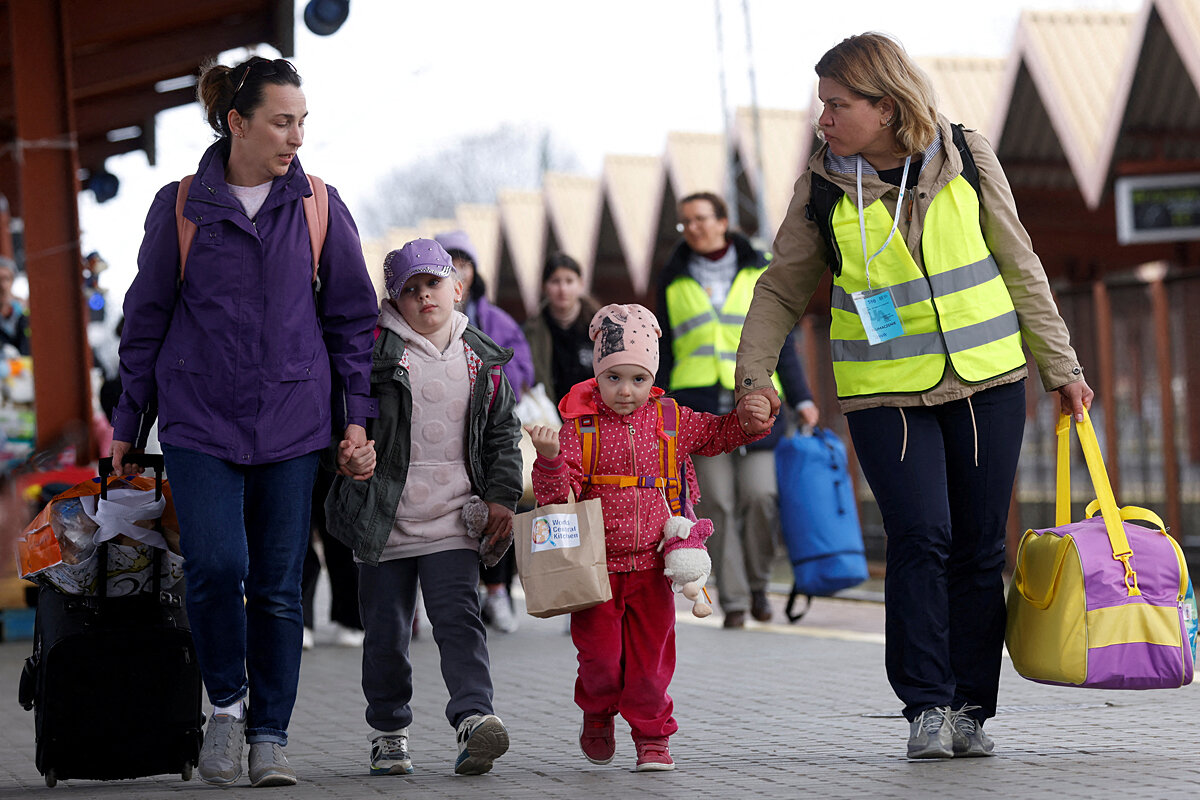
[527,303,772,772]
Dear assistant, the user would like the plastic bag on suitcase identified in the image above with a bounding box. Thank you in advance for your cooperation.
[16,456,183,596]
[775,427,869,622]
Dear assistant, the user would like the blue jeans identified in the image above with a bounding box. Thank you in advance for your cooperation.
[847,380,1026,723]
[164,445,319,745]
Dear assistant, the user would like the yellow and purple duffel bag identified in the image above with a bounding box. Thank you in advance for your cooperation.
[1006,408,1193,690]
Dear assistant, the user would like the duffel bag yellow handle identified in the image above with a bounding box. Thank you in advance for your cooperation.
[1057,408,1140,597]
[1084,500,1167,536]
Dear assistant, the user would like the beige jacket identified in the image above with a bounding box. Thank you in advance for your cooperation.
[734,115,1083,413]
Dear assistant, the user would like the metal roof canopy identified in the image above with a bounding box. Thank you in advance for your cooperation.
[0,0,293,455]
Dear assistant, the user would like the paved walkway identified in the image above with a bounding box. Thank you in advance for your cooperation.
[1,588,1199,798]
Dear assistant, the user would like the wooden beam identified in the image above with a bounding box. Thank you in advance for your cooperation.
[9,0,94,457]
[73,84,194,135]
[1092,279,1120,497]
[1149,278,1180,539]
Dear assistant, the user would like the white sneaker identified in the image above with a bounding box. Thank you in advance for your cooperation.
[485,589,519,634]
[302,627,314,651]
[333,624,365,647]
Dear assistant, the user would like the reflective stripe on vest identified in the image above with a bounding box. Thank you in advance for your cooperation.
[665,268,782,393]
[827,174,1025,397]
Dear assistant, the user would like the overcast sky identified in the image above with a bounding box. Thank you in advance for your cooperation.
[73,0,1142,307]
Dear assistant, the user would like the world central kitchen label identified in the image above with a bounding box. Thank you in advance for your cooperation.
[530,513,581,553]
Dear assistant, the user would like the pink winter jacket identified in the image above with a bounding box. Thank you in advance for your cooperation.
[532,379,765,573]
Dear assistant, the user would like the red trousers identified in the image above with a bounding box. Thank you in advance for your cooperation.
[570,569,679,740]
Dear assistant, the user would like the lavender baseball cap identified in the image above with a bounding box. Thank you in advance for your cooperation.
[382,239,456,298]
[434,230,479,267]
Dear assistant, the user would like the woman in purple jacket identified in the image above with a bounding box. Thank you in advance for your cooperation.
[110,57,379,788]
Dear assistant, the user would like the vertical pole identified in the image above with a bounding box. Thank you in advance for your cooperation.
[1092,279,1119,497]
[713,0,739,231]
[9,0,94,457]
[1149,278,1180,539]
[741,0,768,238]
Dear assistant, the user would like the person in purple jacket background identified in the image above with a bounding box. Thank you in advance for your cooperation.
[435,230,533,634]
[109,56,379,788]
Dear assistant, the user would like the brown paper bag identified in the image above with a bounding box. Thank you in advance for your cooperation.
[514,494,610,618]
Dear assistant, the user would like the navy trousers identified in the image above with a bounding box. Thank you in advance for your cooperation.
[847,380,1025,723]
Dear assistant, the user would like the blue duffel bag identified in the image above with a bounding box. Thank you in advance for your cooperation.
[775,427,869,621]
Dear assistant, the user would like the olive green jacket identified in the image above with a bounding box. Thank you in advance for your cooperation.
[324,324,523,565]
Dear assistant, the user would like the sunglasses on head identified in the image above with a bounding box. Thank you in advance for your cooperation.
[229,57,297,110]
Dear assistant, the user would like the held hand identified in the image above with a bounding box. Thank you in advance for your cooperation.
[525,425,560,459]
[344,441,377,480]
[482,501,514,548]
[343,423,368,449]
[337,437,376,480]
[1058,378,1094,422]
[736,388,779,436]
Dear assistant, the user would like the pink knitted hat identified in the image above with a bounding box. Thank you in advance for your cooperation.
[589,303,661,377]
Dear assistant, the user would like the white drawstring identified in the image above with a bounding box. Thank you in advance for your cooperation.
[898,407,908,462]
[967,395,979,467]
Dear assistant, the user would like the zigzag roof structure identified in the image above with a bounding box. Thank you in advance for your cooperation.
[364,0,1200,320]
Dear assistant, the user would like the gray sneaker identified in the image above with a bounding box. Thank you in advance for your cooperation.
[248,742,297,787]
[950,706,996,757]
[198,713,246,785]
[370,729,414,776]
[907,706,955,759]
[454,714,509,775]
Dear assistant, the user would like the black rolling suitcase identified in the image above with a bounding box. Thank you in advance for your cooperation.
[17,455,203,788]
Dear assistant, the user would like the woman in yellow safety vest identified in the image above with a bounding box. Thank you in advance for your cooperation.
[734,33,1092,761]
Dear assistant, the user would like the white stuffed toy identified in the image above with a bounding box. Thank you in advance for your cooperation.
[660,516,715,618]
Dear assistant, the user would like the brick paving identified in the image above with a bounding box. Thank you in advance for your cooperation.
[2,587,1199,798]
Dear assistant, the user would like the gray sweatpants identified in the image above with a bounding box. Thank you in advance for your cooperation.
[358,548,494,732]
[692,448,779,613]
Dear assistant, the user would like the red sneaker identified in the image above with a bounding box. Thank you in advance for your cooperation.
[634,737,675,772]
[579,714,615,765]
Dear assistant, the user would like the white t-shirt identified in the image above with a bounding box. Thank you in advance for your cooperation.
[227,181,272,220]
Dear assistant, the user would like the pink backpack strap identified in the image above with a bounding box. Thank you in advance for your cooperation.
[176,175,196,280]
[304,175,328,282]
[176,174,328,286]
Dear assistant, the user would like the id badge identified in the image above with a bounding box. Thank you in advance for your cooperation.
[851,288,904,346]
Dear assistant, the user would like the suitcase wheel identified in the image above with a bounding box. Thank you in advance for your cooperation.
[182,762,193,781]
[45,769,56,788]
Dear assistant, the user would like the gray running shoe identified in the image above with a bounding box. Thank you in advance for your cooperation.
[950,706,996,757]
[248,742,297,787]
[907,706,955,759]
[454,714,509,775]
[198,713,246,785]
[370,730,414,776]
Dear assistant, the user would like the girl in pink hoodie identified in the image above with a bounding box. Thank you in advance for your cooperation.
[528,303,772,772]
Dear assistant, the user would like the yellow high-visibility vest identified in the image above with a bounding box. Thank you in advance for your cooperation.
[666,265,782,393]
[828,174,1026,397]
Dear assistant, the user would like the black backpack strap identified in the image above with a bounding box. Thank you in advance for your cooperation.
[804,173,844,277]
[950,123,981,197]
[785,584,814,623]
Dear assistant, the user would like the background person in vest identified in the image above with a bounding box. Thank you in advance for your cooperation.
[656,191,819,629]
[436,230,533,634]
[734,33,1093,760]
[110,56,379,787]
[524,252,602,405]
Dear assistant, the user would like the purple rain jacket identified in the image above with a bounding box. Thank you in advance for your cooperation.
[111,141,379,465]
[471,295,533,400]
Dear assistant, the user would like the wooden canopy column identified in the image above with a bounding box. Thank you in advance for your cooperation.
[8,0,93,454]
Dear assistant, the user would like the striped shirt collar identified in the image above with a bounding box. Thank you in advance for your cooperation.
[823,125,944,177]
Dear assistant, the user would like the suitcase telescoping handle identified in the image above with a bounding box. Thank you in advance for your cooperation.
[98,453,165,501]
[94,453,168,603]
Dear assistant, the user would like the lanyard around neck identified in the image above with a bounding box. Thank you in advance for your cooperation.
[856,154,912,290]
